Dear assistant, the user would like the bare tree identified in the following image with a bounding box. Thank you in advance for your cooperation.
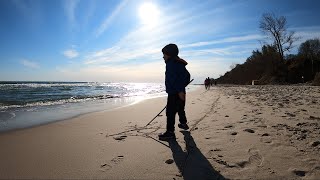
[259,13,298,60]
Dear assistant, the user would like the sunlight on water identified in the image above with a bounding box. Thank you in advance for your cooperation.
[0,81,199,132]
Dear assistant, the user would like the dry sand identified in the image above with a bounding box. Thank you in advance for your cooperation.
[0,85,319,179]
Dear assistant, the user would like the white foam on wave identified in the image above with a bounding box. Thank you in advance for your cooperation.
[0,95,120,110]
[0,82,166,112]
[9,112,16,119]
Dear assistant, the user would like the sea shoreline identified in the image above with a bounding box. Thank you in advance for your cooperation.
[0,96,164,135]
[0,85,200,133]
[0,94,163,134]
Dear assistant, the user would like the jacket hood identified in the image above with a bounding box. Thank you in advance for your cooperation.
[166,57,188,66]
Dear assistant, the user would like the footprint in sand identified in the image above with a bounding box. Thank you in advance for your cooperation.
[311,141,320,147]
[310,116,320,120]
[206,150,237,168]
[113,135,127,141]
[260,134,273,144]
[111,155,124,164]
[236,148,264,168]
[100,163,112,171]
[244,129,255,133]
[248,148,263,167]
[230,132,238,136]
[236,160,249,168]
[257,125,268,129]
[165,159,174,164]
[285,112,296,117]
[100,155,125,171]
[224,125,233,128]
[292,170,307,177]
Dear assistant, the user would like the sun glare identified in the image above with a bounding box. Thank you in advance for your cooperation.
[138,2,160,26]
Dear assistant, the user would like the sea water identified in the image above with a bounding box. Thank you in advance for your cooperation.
[0,81,197,132]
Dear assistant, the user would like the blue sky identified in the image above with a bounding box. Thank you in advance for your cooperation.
[1,0,320,83]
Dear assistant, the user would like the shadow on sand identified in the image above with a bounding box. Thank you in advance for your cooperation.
[168,131,226,180]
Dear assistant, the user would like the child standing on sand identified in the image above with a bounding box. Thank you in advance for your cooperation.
[159,44,190,141]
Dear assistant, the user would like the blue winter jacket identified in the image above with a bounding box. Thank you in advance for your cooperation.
[165,58,188,94]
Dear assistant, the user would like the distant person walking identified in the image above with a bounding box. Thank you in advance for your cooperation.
[204,77,210,90]
[204,78,207,89]
[159,44,190,141]
[210,78,214,86]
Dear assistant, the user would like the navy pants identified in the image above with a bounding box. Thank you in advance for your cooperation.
[166,94,187,132]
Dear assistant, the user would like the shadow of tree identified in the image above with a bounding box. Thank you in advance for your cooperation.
[168,131,226,180]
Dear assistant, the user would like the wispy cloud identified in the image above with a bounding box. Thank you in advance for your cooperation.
[95,0,128,37]
[84,43,160,65]
[64,0,79,28]
[85,1,258,66]
[80,2,263,82]
[181,44,258,58]
[63,49,79,59]
[20,59,40,69]
[82,1,96,29]
[180,34,262,48]
[85,30,260,66]
[293,26,320,42]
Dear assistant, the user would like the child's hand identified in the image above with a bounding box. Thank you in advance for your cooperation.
[178,92,186,101]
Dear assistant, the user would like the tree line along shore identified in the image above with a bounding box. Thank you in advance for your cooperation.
[217,13,320,86]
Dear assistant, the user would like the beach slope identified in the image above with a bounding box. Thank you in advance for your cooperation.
[0,86,319,179]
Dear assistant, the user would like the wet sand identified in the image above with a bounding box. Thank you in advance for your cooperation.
[0,85,319,179]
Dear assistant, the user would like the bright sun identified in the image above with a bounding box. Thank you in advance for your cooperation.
[138,2,160,26]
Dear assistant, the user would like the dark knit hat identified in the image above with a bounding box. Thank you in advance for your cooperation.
[162,44,179,57]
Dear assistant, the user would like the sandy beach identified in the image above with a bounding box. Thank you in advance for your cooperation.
[0,85,319,179]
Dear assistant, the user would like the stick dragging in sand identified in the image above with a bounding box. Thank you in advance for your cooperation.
[145,79,194,127]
